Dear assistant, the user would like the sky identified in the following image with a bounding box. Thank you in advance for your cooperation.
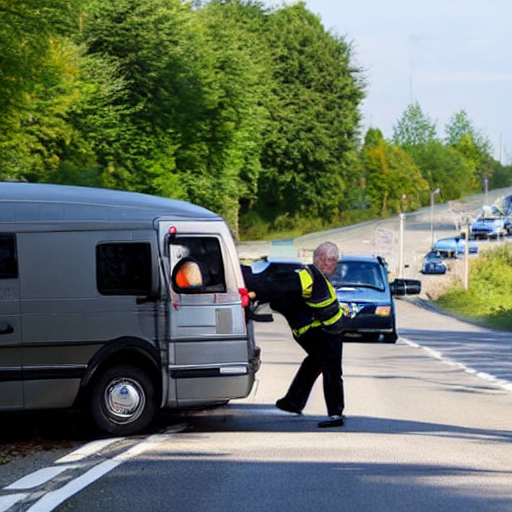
[264,0,512,164]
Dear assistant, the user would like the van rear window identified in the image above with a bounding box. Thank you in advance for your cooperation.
[170,237,226,294]
[0,234,18,279]
[96,242,152,295]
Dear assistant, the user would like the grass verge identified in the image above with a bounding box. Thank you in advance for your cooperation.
[435,244,512,331]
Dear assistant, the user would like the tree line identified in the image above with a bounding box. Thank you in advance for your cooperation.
[1,0,510,239]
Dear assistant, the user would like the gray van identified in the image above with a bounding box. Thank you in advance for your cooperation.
[0,183,259,435]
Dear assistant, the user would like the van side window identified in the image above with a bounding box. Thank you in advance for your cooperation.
[0,234,18,279]
[96,242,152,295]
[170,237,226,294]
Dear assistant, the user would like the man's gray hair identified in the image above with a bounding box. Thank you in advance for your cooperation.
[313,241,339,265]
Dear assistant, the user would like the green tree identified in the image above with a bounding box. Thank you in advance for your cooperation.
[0,0,79,120]
[405,141,478,201]
[255,1,365,223]
[392,102,438,148]
[174,0,272,232]
[0,1,101,183]
[81,0,272,234]
[444,109,495,189]
[362,128,428,214]
[445,109,492,154]
[0,39,99,184]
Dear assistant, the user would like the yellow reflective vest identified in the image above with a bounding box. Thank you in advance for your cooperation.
[291,265,344,337]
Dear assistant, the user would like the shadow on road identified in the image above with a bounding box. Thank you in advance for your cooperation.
[180,403,512,444]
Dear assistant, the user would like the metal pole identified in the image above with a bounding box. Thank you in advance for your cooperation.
[464,218,469,290]
[430,188,440,247]
[399,213,405,278]
[430,192,434,247]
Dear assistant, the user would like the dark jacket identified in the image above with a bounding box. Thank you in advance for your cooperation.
[242,262,344,338]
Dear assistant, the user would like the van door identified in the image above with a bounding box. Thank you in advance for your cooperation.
[164,228,251,406]
[0,233,23,409]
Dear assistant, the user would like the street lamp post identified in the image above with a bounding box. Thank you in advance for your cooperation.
[430,187,440,247]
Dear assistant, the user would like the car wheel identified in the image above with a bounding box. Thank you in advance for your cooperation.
[89,365,157,436]
[383,333,397,343]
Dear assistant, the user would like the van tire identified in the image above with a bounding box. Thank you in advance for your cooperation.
[89,365,156,436]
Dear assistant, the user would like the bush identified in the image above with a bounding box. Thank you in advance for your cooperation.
[436,244,512,330]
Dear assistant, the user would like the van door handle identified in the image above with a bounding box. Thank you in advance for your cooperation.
[0,323,14,335]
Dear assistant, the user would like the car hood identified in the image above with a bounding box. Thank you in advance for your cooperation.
[335,286,390,304]
[424,257,446,264]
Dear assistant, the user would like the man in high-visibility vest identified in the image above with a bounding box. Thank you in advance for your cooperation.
[243,241,345,428]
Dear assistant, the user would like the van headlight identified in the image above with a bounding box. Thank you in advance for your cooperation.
[375,305,391,316]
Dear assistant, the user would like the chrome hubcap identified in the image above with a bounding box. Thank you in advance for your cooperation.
[106,378,145,423]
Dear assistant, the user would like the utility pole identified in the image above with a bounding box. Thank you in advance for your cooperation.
[398,213,405,278]
[463,217,470,290]
[430,187,440,247]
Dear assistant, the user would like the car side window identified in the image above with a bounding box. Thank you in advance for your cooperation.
[96,242,152,295]
[0,234,18,279]
[169,236,226,294]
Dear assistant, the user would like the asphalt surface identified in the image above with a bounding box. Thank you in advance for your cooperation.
[1,187,511,511]
[3,306,508,512]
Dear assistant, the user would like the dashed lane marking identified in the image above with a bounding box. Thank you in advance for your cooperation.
[5,466,78,491]
[25,434,168,512]
[400,336,512,392]
[55,437,124,464]
[0,494,27,512]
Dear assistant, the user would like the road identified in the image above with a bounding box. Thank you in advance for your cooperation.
[1,188,512,511]
[1,305,510,512]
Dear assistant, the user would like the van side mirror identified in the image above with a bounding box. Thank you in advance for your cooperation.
[390,278,421,296]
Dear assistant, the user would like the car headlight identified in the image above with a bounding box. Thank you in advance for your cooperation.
[375,305,391,316]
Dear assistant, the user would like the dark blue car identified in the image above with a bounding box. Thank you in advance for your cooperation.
[333,255,421,343]
[244,255,421,344]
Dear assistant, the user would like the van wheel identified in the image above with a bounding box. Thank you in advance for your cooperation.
[89,365,156,436]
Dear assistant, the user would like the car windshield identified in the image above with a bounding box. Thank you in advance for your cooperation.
[477,217,501,223]
[335,262,385,290]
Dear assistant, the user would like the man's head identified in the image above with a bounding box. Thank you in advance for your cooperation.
[314,241,339,275]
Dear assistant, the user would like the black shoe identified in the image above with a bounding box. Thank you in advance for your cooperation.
[318,415,345,428]
[275,398,302,415]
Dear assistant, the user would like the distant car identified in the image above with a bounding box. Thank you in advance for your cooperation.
[421,251,447,274]
[333,254,421,343]
[243,255,421,344]
[467,215,509,240]
[433,237,478,255]
[502,195,512,216]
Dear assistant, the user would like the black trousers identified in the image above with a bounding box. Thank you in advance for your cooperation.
[283,327,344,417]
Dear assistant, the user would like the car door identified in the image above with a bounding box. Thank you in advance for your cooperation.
[163,226,250,406]
[0,233,23,409]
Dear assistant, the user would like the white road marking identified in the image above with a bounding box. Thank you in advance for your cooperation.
[25,435,167,512]
[5,466,76,491]
[400,336,512,392]
[56,438,124,464]
[0,494,27,512]
[26,460,120,512]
